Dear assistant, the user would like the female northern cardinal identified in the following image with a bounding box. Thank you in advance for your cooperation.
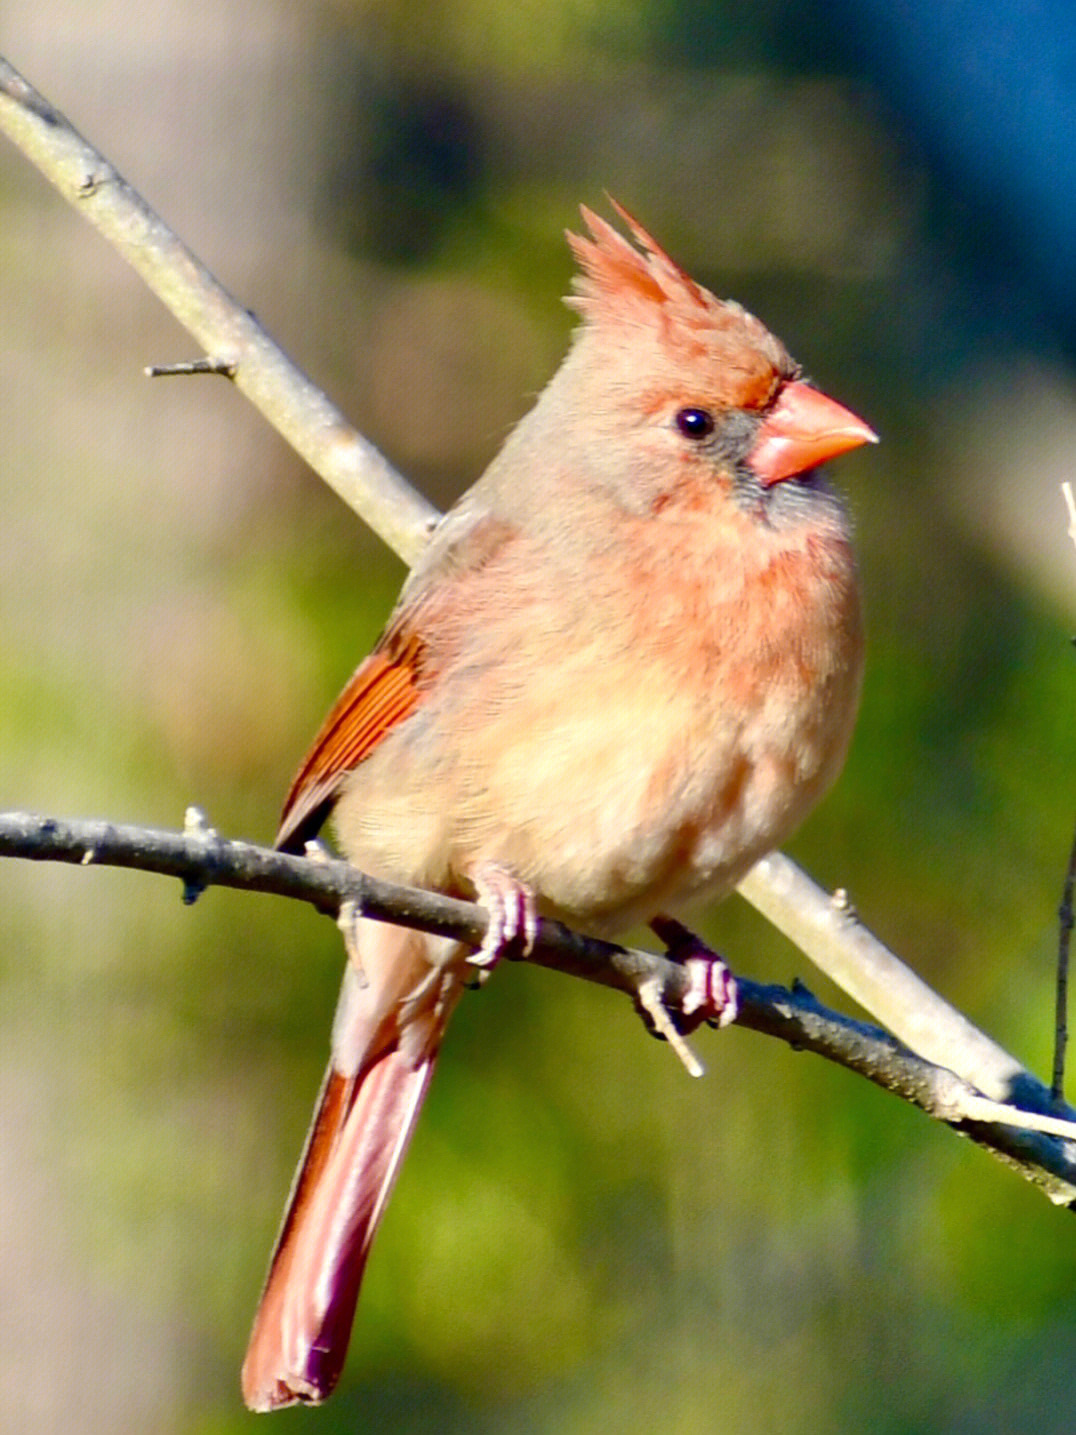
[241,202,875,1410]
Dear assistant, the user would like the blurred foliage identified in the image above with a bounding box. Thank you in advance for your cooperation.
[1,1,1074,1432]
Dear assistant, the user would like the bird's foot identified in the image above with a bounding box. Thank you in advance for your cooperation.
[466,862,539,969]
[650,915,739,1032]
[630,917,738,1078]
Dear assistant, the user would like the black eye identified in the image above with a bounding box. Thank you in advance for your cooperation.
[675,407,715,440]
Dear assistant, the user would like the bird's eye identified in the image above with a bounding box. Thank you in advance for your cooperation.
[675,407,715,440]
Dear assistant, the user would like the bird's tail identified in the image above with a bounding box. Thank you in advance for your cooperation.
[242,929,461,1411]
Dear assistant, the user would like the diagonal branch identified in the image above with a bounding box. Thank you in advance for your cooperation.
[0,55,436,564]
[2,810,1075,1205]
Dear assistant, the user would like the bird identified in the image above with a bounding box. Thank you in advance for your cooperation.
[241,200,875,1411]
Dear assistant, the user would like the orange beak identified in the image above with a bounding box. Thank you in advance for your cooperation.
[748,380,877,486]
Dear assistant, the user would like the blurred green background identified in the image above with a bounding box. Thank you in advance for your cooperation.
[1,2,1074,1431]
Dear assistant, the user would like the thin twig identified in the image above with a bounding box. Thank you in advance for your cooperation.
[1053,818,1076,1103]
[1057,485,1076,1101]
[1062,481,1076,554]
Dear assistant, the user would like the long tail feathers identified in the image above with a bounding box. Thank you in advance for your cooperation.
[241,1039,440,1411]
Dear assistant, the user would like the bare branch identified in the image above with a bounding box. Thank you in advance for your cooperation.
[2,810,1074,1205]
[739,856,1033,1105]
[0,56,437,564]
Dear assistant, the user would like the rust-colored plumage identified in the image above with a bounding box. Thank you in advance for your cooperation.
[277,629,426,852]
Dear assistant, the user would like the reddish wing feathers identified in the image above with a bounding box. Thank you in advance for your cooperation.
[276,629,426,852]
[276,513,521,853]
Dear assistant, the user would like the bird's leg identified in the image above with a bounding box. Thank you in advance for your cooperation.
[335,897,369,988]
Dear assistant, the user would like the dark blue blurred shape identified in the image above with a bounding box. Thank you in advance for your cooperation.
[848,0,1076,341]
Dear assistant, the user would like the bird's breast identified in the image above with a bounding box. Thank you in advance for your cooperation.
[458,513,862,928]
[335,510,862,935]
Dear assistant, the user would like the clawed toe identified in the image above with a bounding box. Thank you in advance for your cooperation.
[681,954,739,1029]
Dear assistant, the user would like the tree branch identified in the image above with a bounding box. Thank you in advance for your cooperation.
[739,858,1037,1106]
[0,55,437,565]
[2,810,1074,1206]
[1,58,1071,1203]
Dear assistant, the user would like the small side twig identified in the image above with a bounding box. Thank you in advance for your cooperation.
[633,976,707,1078]
[145,357,237,378]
